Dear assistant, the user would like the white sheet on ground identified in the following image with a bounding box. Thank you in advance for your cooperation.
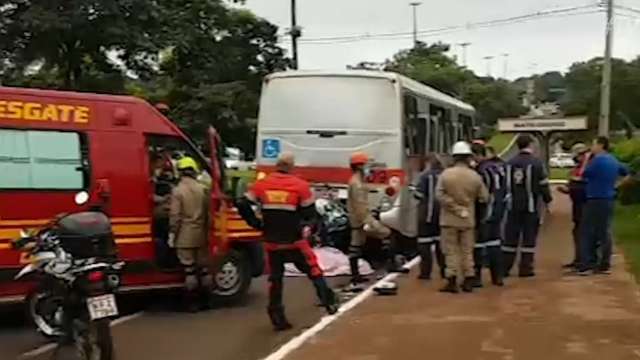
[284,247,374,277]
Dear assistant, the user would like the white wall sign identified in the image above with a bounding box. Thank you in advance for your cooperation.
[498,117,588,132]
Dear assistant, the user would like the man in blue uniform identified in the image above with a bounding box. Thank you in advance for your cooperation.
[416,153,446,280]
[472,142,506,287]
[502,135,552,278]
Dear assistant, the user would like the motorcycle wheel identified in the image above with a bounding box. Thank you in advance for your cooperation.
[70,318,114,360]
[26,290,64,339]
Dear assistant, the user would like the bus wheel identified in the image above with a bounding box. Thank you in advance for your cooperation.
[211,249,251,304]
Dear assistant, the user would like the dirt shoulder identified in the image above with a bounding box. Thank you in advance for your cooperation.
[288,195,640,360]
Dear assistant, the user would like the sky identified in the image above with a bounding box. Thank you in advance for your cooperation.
[240,0,640,79]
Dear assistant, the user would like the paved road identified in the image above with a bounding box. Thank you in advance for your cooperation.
[1,275,356,360]
[290,193,640,360]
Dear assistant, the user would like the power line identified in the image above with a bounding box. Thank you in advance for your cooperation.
[279,4,601,44]
[281,12,603,45]
[614,4,640,15]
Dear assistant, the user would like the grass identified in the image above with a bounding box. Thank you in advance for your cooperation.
[488,133,516,154]
[613,203,640,279]
[549,167,570,181]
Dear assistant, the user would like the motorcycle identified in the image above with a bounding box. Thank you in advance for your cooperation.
[12,191,122,360]
[314,195,350,252]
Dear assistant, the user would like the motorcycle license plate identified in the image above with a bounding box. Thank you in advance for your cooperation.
[87,294,118,320]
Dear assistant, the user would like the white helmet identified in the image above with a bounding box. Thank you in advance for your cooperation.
[451,141,472,156]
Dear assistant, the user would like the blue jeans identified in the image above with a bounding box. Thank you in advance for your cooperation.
[579,199,614,271]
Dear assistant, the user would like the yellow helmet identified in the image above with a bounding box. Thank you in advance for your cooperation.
[177,157,199,172]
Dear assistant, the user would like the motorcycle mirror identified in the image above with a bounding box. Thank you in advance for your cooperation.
[74,191,90,206]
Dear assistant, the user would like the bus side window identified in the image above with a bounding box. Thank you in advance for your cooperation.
[403,93,426,158]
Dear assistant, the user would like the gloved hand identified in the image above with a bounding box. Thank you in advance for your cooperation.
[458,208,470,219]
[372,209,381,220]
[168,233,176,248]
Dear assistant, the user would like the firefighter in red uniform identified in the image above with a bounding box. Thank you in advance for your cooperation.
[237,152,338,331]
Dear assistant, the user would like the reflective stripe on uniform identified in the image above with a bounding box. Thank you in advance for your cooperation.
[485,239,502,247]
[262,203,297,211]
[526,164,535,213]
[520,247,536,254]
[418,236,440,244]
[474,243,486,249]
[502,246,517,253]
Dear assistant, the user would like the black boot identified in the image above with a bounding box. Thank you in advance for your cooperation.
[267,306,293,332]
[462,277,475,293]
[349,257,368,284]
[312,278,339,315]
[417,244,433,280]
[439,277,459,293]
[472,268,483,288]
[323,288,339,315]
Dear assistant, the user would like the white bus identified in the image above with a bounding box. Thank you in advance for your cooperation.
[256,70,475,196]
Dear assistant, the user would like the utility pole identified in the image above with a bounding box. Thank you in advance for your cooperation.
[483,56,494,77]
[458,42,471,67]
[410,2,422,47]
[290,0,302,70]
[502,53,510,79]
[599,0,614,136]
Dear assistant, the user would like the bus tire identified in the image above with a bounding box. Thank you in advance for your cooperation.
[211,249,251,304]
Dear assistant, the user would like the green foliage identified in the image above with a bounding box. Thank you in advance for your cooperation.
[612,138,640,205]
[612,138,640,164]
[487,133,515,153]
[563,57,640,133]
[0,0,290,155]
[0,0,164,91]
[155,3,289,153]
[614,203,640,279]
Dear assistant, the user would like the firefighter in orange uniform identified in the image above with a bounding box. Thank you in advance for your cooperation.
[237,152,338,331]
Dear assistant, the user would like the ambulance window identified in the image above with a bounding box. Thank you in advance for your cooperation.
[146,135,210,181]
[0,129,86,190]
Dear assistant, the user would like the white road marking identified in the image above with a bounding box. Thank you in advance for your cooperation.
[20,312,144,358]
[262,257,421,360]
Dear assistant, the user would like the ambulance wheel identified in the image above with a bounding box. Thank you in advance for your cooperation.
[211,249,251,304]
[26,290,64,339]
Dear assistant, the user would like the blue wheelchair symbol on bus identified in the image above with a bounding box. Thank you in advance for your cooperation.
[262,139,281,159]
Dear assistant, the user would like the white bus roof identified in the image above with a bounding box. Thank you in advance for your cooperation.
[265,70,476,114]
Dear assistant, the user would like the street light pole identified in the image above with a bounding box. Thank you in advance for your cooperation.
[483,56,494,77]
[410,2,422,47]
[502,53,510,79]
[599,0,614,136]
[458,42,471,67]
[290,0,301,70]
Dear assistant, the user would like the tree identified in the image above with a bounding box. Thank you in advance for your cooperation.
[0,0,165,91]
[563,57,640,133]
[152,2,289,153]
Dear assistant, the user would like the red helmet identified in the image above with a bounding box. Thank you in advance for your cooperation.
[350,152,369,166]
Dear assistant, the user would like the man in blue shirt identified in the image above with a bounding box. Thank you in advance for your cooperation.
[578,136,630,275]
